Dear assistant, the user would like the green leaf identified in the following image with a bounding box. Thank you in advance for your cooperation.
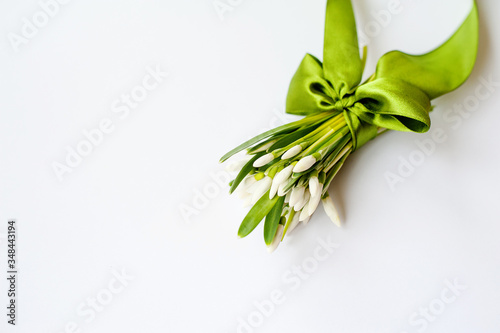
[322,132,351,167]
[268,124,320,151]
[323,149,351,191]
[281,209,296,240]
[238,191,279,238]
[229,153,263,194]
[263,195,285,245]
[246,136,281,154]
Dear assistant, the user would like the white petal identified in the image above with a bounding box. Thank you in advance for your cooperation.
[289,186,305,207]
[269,181,279,199]
[225,158,248,172]
[238,175,257,193]
[253,153,274,167]
[267,224,284,253]
[302,216,311,224]
[252,140,276,153]
[287,213,300,234]
[242,195,253,208]
[278,182,292,197]
[284,191,291,203]
[246,178,261,194]
[299,207,309,221]
[237,189,251,200]
[251,177,272,204]
[294,190,310,212]
[309,176,320,197]
[293,155,316,173]
[322,195,341,227]
[281,145,302,159]
[273,165,294,186]
[307,184,323,216]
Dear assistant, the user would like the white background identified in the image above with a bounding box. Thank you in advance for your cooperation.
[1,0,499,332]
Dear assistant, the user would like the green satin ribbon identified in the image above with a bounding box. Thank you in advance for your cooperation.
[286,0,479,150]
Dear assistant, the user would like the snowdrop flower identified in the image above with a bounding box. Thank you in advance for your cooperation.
[293,155,316,173]
[286,213,301,234]
[238,175,257,193]
[307,184,323,216]
[270,164,295,199]
[289,186,305,207]
[251,176,272,204]
[269,181,279,199]
[294,189,310,212]
[309,176,320,197]
[242,195,253,208]
[281,145,302,159]
[267,224,284,253]
[273,164,294,186]
[277,182,290,197]
[299,207,310,221]
[284,191,291,203]
[253,153,274,167]
[322,193,341,227]
[225,156,251,172]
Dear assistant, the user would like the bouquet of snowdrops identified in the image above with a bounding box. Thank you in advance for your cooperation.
[221,0,479,252]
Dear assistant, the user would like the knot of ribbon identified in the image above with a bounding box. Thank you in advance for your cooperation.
[331,94,357,111]
[285,0,479,151]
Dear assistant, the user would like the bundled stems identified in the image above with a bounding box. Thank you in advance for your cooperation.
[221,110,384,252]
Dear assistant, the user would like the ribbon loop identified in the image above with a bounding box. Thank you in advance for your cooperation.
[352,78,431,133]
[286,54,338,116]
[285,0,478,150]
[323,0,364,96]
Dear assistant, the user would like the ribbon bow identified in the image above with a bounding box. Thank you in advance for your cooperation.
[286,0,479,150]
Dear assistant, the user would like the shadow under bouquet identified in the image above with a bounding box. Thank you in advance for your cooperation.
[220,0,479,252]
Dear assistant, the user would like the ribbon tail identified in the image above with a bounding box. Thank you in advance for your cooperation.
[373,1,479,100]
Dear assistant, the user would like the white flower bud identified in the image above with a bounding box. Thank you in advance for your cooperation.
[281,145,302,159]
[253,153,274,167]
[267,224,284,253]
[225,157,250,172]
[269,181,279,199]
[299,207,310,221]
[278,182,290,197]
[284,190,291,203]
[251,176,272,204]
[238,175,257,193]
[287,213,300,234]
[294,189,310,212]
[242,195,252,208]
[273,164,294,187]
[293,155,316,173]
[308,176,320,197]
[322,195,341,227]
[237,189,251,200]
[289,186,305,207]
[307,184,323,216]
